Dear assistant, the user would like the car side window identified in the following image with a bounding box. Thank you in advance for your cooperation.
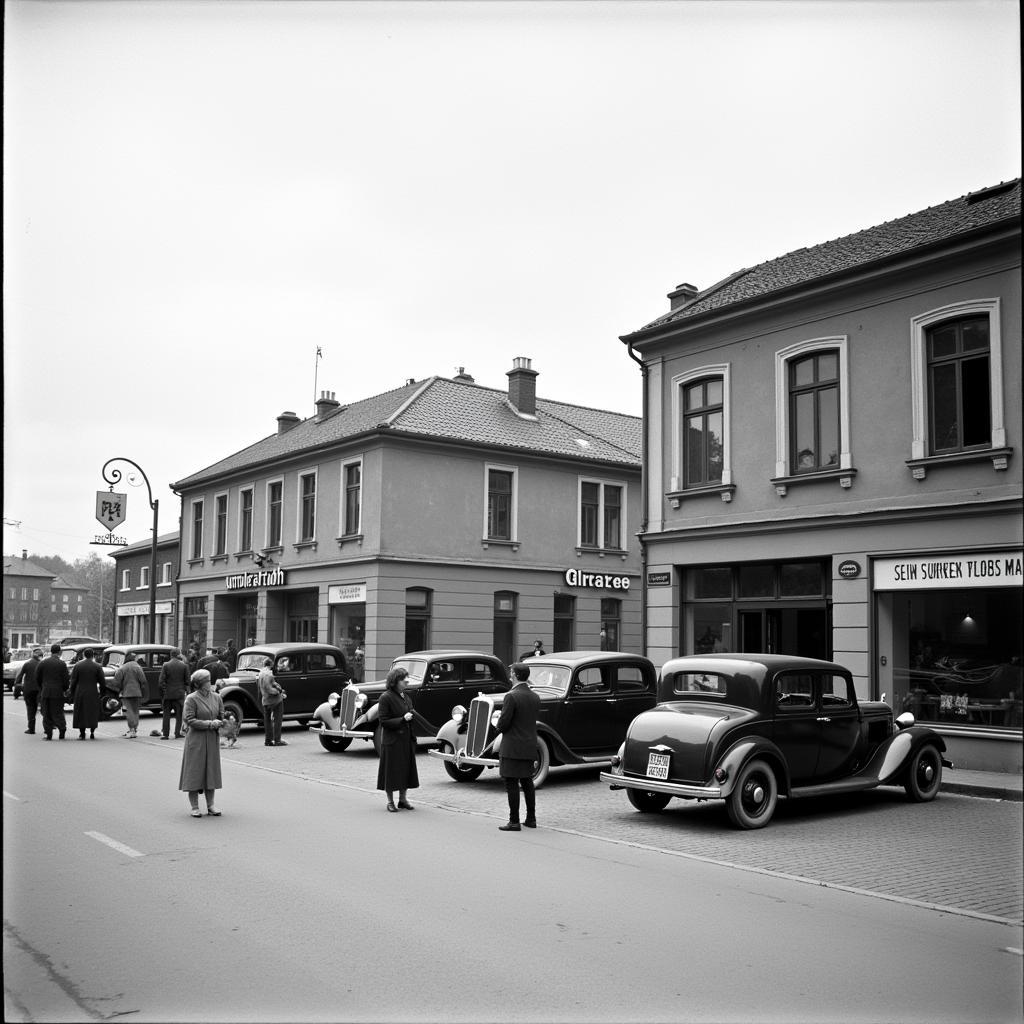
[307,653,337,671]
[428,661,458,684]
[154,653,171,667]
[821,674,853,707]
[573,666,611,696]
[276,656,296,674]
[776,672,815,709]
[464,661,499,683]
[614,665,648,694]
[135,654,149,669]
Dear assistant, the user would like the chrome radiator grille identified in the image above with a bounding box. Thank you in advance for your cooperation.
[465,695,494,758]
[339,686,360,729]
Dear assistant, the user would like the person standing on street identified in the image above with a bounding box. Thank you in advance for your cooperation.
[222,639,239,673]
[376,667,419,812]
[258,658,287,746]
[208,650,231,690]
[179,668,225,817]
[159,648,190,740]
[36,643,70,741]
[495,662,542,832]
[17,648,44,734]
[114,651,147,739]
[69,647,104,740]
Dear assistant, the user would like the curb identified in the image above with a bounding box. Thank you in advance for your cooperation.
[941,781,1023,802]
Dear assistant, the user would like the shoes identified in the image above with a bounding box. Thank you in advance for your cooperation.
[174,734,182,739]
[498,823,522,832]
[397,800,415,810]
[44,735,52,741]
[386,802,398,812]
[274,741,288,746]
[78,734,86,740]
[206,808,222,817]
[265,741,273,746]
[123,731,132,738]
[190,808,202,818]
[90,733,96,740]
[24,730,34,735]
[161,735,169,740]
[524,819,537,828]
[58,734,66,740]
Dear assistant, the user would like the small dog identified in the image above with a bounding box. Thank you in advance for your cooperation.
[219,710,240,748]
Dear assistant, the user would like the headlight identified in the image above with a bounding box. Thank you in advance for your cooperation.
[451,705,466,723]
[355,693,367,709]
[490,710,501,728]
[327,692,340,703]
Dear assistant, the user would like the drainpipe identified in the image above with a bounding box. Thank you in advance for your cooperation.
[626,340,648,658]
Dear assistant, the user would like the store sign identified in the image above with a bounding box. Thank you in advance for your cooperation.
[564,568,631,591]
[837,559,862,579]
[96,491,127,531]
[225,568,286,591]
[118,602,173,616]
[873,550,1023,591]
[328,583,367,604]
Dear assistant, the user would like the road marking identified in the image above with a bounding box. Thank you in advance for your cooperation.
[3,791,23,801]
[84,831,144,858]
[1004,947,1024,957]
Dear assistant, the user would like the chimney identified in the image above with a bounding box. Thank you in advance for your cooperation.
[22,549,28,560]
[507,356,538,416]
[453,367,475,384]
[667,281,698,311]
[315,390,340,421]
[277,411,300,435]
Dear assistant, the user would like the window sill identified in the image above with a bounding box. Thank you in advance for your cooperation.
[906,447,1013,480]
[233,550,253,561]
[771,467,858,497]
[667,484,736,508]
[293,540,318,552]
[575,546,629,561]
[336,533,364,548]
[187,558,205,568]
[210,554,229,565]
[482,538,520,552]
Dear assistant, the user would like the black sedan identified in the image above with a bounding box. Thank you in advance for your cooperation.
[428,651,657,786]
[600,654,951,829]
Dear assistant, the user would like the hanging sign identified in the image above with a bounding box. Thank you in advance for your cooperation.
[96,491,127,531]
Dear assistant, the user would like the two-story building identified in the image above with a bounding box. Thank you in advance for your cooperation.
[171,358,642,679]
[109,532,181,645]
[622,180,1022,772]
[49,575,92,640]
[3,551,57,648]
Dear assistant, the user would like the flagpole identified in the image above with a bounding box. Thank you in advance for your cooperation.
[313,346,322,409]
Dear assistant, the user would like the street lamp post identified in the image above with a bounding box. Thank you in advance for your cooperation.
[102,458,158,645]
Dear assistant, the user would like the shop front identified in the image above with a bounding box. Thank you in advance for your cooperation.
[116,600,175,646]
[328,582,366,681]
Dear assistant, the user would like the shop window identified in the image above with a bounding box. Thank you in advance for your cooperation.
[267,480,283,548]
[406,588,432,652]
[190,499,204,560]
[780,562,823,596]
[738,565,774,599]
[553,593,576,652]
[184,596,208,653]
[493,591,517,666]
[579,479,625,551]
[214,493,228,556]
[690,567,732,599]
[485,465,516,542]
[299,472,317,542]
[600,598,621,651]
[239,487,254,552]
[343,460,362,536]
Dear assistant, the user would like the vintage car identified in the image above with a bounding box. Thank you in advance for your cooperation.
[60,642,111,672]
[600,654,952,829]
[98,644,178,717]
[5,647,38,697]
[428,651,658,786]
[310,650,510,752]
[219,642,351,728]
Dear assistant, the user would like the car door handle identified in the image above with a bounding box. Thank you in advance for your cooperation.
[816,716,831,723]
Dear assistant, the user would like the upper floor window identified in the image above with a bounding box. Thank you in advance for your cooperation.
[485,465,517,541]
[139,566,150,588]
[299,472,317,542]
[214,493,228,555]
[159,562,172,585]
[239,487,254,552]
[267,480,283,548]
[789,351,839,473]
[190,500,204,560]
[684,377,724,486]
[580,479,624,550]
[33,588,40,601]
[343,461,362,536]
[927,316,990,453]
[121,570,131,591]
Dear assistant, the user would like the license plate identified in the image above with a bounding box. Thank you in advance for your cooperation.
[646,752,670,780]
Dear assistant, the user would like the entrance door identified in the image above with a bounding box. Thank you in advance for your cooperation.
[288,618,318,643]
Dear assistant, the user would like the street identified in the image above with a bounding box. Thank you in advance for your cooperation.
[4,696,1022,1024]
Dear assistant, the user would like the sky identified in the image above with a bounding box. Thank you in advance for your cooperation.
[3,0,1020,566]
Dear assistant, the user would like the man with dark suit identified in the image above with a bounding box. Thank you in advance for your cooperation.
[16,648,43,733]
[36,643,70,740]
[495,662,542,832]
[159,648,190,739]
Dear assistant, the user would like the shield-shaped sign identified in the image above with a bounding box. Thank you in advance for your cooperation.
[96,491,127,532]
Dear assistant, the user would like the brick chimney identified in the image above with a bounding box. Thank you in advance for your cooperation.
[277,411,300,435]
[507,357,538,416]
[667,281,698,311]
[315,390,340,421]
[453,367,475,384]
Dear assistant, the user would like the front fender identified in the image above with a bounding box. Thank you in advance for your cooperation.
[865,727,948,786]
[351,702,380,732]
[715,737,791,797]
[434,720,465,746]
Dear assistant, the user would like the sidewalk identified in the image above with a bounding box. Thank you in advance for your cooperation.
[942,767,1023,802]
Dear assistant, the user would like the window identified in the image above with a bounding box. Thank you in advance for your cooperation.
[267,480,283,548]
[214,493,228,556]
[493,591,518,666]
[684,378,724,486]
[600,598,621,651]
[579,479,625,550]
[789,351,839,473]
[485,466,516,541]
[299,472,317,542]
[553,593,576,652]
[190,500,204,560]
[343,461,362,536]
[139,566,150,588]
[121,570,131,591]
[405,588,432,652]
[239,488,254,552]
[160,562,172,585]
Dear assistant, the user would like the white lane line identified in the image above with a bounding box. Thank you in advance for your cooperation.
[84,831,144,858]
[1004,947,1024,957]
[3,791,23,801]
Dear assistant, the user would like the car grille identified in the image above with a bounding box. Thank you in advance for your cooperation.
[339,686,360,729]
[465,695,494,758]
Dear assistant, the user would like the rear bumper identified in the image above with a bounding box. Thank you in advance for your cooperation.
[599,771,722,799]
[428,748,498,769]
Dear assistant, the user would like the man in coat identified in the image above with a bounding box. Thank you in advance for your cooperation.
[495,662,542,831]
[222,639,239,673]
[159,648,190,740]
[16,648,44,734]
[36,643,71,740]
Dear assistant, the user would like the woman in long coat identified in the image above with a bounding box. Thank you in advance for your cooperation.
[69,647,104,740]
[178,669,225,817]
[376,667,419,812]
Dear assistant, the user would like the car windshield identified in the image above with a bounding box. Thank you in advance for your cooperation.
[236,653,267,672]
[668,671,729,698]
[105,652,126,668]
[392,658,428,684]
[527,665,572,696]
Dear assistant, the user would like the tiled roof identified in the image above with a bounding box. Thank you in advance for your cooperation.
[2,556,57,580]
[173,377,641,488]
[628,179,1021,335]
[52,574,88,592]
[112,531,180,556]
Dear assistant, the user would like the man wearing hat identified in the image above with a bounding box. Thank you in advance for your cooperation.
[36,643,71,740]
[16,648,44,734]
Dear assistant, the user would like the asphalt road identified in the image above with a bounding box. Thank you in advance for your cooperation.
[4,700,1023,1023]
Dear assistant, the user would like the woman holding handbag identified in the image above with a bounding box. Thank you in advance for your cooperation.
[376,666,419,812]
[178,669,226,817]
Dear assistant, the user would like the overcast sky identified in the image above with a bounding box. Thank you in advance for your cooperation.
[3,0,1020,565]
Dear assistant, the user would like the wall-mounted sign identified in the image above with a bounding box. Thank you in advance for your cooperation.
[564,568,631,591]
[873,550,1023,591]
[328,583,367,604]
[91,535,128,546]
[117,602,173,616]
[647,571,671,587]
[837,559,862,579]
[96,491,127,532]
[225,568,286,591]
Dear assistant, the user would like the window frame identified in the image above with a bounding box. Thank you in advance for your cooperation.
[266,478,284,549]
[483,463,518,543]
[788,350,841,474]
[297,471,317,543]
[213,492,229,557]
[238,486,254,553]
[577,477,627,552]
[190,499,204,561]
[121,570,131,591]
[138,565,150,588]
[341,458,363,537]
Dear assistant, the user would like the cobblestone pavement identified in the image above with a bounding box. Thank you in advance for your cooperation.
[207,722,1022,925]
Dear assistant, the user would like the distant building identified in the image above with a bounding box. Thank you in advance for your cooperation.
[622,179,1022,772]
[171,358,642,677]
[49,575,92,640]
[3,551,56,647]
[109,532,181,645]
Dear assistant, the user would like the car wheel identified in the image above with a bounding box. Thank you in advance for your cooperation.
[531,739,551,788]
[726,758,778,829]
[318,734,352,753]
[626,788,672,813]
[904,744,942,802]
[221,700,246,731]
[441,743,484,782]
